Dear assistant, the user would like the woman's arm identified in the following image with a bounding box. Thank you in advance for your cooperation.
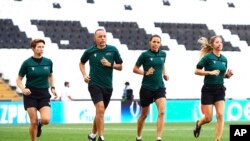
[16,76,31,95]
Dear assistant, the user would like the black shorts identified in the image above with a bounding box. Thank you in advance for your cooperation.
[201,84,226,105]
[139,86,166,107]
[23,88,51,110]
[88,85,113,108]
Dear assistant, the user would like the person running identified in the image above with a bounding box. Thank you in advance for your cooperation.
[16,39,57,141]
[133,34,169,141]
[193,36,233,141]
[79,28,123,141]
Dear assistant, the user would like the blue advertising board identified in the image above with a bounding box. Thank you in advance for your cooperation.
[1,99,250,124]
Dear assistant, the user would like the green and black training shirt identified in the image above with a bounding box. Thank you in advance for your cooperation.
[80,45,123,89]
[136,49,166,91]
[196,52,227,85]
[18,57,53,89]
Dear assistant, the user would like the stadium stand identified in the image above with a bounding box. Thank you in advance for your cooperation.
[31,20,94,49]
[0,78,22,101]
[0,19,31,49]
[155,22,240,51]
[99,21,169,50]
[223,24,250,47]
[0,0,250,100]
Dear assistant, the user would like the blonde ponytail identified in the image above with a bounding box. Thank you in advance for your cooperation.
[197,37,212,58]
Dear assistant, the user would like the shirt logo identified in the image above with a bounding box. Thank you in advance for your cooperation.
[94,53,97,57]
[150,58,153,61]
[31,67,35,71]
[106,52,112,56]
[44,66,49,70]
[213,61,216,64]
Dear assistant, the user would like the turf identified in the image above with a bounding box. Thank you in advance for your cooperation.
[0,122,244,141]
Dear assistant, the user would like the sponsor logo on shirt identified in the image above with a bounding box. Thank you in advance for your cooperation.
[106,52,112,56]
[44,66,49,70]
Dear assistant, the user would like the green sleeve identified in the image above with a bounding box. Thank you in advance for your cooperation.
[18,61,27,77]
[135,53,144,67]
[196,56,207,69]
[114,49,123,64]
[80,49,90,63]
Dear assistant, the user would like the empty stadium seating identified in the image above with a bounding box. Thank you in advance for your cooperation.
[0,78,22,101]
[223,24,250,46]
[31,20,94,49]
[0,19,243,51]
[0,19,31,49]
[155,22,240,51]
[99,21,169,50]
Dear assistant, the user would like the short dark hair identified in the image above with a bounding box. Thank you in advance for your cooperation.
[125,82,129,85]
[30,39,45,48]
[64,81,69,86]
[149,34,161,41]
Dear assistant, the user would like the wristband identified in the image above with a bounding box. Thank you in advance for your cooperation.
[225,74,229,78]
[111,62,114,68]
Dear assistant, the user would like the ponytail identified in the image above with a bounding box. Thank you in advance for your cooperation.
[197,37,212,58]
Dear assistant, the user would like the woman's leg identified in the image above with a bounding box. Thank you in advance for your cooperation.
[137,106,150,138]
[194,104,213,138]
[199,104,214,125]
[214,100,225,141]
[155,97,166,138]
[27,107,38,141]
[39,106,51,125]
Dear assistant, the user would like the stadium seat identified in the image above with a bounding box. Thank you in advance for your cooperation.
[31,20,94,49]
[0,19,31,49]
[99,21,169,50]
[223,24,250,47]
[155,22,240,51]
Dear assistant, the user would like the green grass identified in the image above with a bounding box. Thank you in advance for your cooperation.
[0,122,245,141]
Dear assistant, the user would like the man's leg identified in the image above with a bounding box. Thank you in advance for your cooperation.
[95,101,105,137]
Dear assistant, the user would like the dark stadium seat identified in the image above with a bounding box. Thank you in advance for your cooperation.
[228,2,235,8]
[99,21,169,50]
[163,0,171,6]
[53,3,61,9]
[223,24,250,47]
[124,5,132,10]
[87,0,94,4]
[0,19,31,49]
[155,22,240,51]
[31,20,94,49]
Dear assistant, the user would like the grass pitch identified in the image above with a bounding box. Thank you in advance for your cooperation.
[0,122,244,141]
